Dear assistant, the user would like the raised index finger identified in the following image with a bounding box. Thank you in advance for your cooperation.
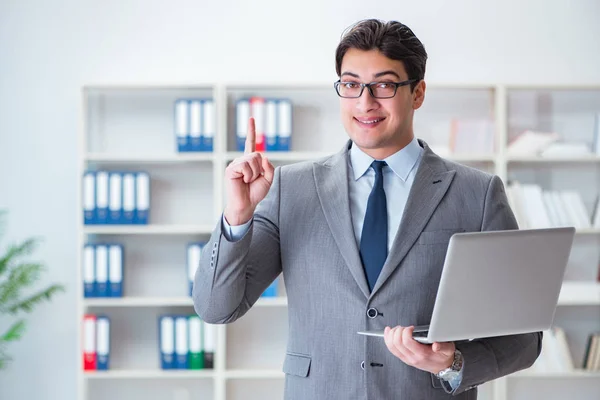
[245,117,256,154]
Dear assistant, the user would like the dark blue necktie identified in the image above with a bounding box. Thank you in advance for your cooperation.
[359,160,388,291]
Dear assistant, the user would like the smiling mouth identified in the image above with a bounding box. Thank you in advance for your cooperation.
[355,117,386,126]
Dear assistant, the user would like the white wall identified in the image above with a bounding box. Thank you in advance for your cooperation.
[1,0,599,399]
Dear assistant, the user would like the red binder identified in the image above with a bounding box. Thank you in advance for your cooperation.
[83,314,97,371]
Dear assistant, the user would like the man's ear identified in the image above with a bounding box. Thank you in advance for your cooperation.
[412,80,426,110]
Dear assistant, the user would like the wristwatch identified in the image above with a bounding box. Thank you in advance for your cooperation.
[435,349,463,381]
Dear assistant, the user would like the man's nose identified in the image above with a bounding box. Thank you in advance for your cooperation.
[356,86,379,112]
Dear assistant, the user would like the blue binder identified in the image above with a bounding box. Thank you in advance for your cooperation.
[83,244,96,297]
[95,171,109,224]
[83,171,96,225]
[175,99,190,152]
[201,99,214,152]
[108,172,123,225]
[121,172,136,224]
[96,316,110,370]
[277,99,292,151]
[134,172,150,224]
[174,315,189,369]
[265,99,278,151]
[95,245,109,297]
[159,315,175,369]
[189,99,202,152]
[236,99,250,151]
[108,244,123,297]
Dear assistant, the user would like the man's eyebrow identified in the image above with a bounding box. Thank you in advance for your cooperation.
[340,71,359,78]
[373,70,401,79]
[340,70,402,79]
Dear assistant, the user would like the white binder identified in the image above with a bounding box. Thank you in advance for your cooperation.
[95,245,108,297]
[108,172,122,224]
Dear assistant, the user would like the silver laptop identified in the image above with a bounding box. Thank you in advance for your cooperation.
[357,227,575,344]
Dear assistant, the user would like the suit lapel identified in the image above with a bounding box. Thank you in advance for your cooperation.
[371,141,456,295]
[314,142,371,299]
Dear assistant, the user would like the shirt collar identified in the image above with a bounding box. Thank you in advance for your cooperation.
[350,137,423,182]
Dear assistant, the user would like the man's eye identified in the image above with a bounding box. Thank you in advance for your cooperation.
[375,83,392,89]
[343,82,360,89]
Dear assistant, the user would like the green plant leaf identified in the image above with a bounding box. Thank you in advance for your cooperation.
[1,320,26,342]
[7,284,65,314]
[0,262,46,310]
[0,238,40,276]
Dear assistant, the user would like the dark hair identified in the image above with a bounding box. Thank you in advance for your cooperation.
[335,19,427,91]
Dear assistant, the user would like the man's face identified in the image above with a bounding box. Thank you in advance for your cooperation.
[338,48,425,159]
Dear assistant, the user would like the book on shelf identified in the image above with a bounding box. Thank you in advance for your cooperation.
[83,170,150,225]
[159,314,216,370]
[82,314,111,371]
[83,244,124,298]
[236,96,293,152]
[174,98,214,152]
[582,331,600,371]
[507,126,600,158]
[506,182,596,230]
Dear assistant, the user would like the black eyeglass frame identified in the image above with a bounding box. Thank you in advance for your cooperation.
[333,78,419,99]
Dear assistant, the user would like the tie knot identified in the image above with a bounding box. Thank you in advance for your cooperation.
[371,160,387,176]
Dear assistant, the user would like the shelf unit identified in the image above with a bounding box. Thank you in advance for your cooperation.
[77,83,600,400]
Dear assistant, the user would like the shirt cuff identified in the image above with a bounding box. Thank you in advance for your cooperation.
[222,214,252,242]
[447,366,464,390]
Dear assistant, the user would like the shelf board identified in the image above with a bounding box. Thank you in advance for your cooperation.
[85,153,214,163]
[507,156,600,163]
[84,297,194,307]
[445,154,496,162]
[83,224,214,235]
[511,369,600,378]
[225,369,284,379]
[84,296,288,308]
[84,369,215,379]
[225,151,332,162]
[558,282,600,305]
[83,283,599,308]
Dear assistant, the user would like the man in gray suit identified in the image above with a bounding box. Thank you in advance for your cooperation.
[194,19,541,399]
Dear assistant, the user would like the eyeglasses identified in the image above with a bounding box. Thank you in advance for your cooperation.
[334,79,418,99]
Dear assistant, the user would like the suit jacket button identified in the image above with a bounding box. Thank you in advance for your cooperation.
[366,308,378,318]
[361,361,365,370]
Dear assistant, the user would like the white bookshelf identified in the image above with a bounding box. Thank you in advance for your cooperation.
[77,83,600,400]
[84,369,216,380]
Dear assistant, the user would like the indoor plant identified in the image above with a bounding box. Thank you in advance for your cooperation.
[0,210,64,369]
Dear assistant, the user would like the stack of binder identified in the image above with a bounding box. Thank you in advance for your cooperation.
[236,97,292,152]
[83,170,150,225]
[159,315,216,369]
[187,242,205,296]
[83,244,124,297]
[83,314,111,371]
[174,98,215,152]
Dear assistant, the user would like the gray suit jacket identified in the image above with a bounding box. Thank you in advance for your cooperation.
[194,139,542,399]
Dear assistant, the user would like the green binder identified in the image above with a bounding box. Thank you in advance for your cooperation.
[188,315,204,369]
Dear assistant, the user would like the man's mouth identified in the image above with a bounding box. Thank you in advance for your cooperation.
[355,117,386,126]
